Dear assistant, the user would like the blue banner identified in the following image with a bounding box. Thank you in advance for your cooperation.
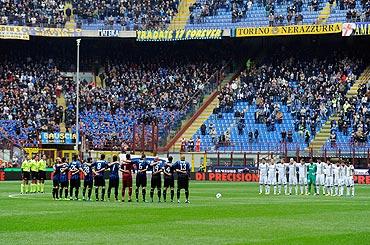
[40,132,80,144]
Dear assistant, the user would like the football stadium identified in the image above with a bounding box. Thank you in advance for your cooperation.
[0,1,370,244]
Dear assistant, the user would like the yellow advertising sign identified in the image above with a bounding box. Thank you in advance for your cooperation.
[0,25,29,40]
[235,23,342,37]
[137,29,223,41]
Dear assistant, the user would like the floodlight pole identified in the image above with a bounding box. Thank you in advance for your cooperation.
[75,39,81,153]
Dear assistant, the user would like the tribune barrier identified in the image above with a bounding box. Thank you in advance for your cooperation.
[1,169,369,184]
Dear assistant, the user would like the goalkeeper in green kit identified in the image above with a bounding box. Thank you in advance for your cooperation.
[307,159,317,195]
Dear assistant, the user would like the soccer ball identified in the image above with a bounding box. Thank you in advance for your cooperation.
[216,193,222,199]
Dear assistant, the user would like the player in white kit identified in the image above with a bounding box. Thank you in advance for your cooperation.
[332,162,340,196]
[267,159,277,195]
[315,159,326,195]
[325,160,334,196]
[338,161,346,196]
[258,158,268,194]
[298,159,308,195]
[288,158,298,195]
[345,162,355,196]
[276,159,288,195]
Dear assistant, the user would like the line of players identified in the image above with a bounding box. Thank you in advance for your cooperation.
[51,154,191,203]
[20,155,48,194]
[258,158,355,196]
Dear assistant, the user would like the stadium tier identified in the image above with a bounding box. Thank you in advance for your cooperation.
[1,0,369,30]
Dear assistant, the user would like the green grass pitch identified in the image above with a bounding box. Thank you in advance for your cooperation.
[1,181,369,245]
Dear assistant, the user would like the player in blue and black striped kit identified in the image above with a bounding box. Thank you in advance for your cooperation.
[59,157,69,200]
[135,154,149,202]
[52,157,62,200]
[150,156,163,202]
[173,156,191,203]
[68,156,83,200]
[93,154,108,201]
[108,155,120,201]
[82,157,94,201]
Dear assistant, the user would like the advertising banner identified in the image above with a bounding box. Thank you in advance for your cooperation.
[0,25,29,40]
[235,23,342,37]
[136,29,223,41]
[40,132,80,144]
[342,22,370,36]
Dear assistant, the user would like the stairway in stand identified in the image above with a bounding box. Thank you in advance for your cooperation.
[309,66,370,151]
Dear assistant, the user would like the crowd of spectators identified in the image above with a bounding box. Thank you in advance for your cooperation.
[0,0,180,30]
[215,53,363,147]
[62,58,224,150]
[189,0,230,24]
[0,0,66,27]
[0,56,66,146]
[73,0,180,30]
[345,0,370,22]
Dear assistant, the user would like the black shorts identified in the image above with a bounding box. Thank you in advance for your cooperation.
[84,179,93,188]
[70,178,81,188]
[109,178,119,188]
[60,181,69,188]
[38,170,46,180]
[22,171,30,180]
[53,179,60,187]
[151,174,161,189]
[177,174,189,189]
[31,171,38,180]
[164,176,174,188]
[94,175,106,187]
[136,173,147,187]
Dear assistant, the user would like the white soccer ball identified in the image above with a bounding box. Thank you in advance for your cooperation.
[216,193,222,199]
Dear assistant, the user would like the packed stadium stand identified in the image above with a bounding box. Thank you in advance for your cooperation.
[1,0,368,30]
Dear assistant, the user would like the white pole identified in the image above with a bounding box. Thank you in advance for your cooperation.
[75,39,81,152]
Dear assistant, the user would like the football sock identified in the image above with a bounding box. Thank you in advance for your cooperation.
[41,183,44,193]
[135,188,139,200]
[142,189,146,201]
[259,184,263,193]
[107,188,111,199]
[70,188,73,198]
[122,188,126,200]
[170,190,174,201]
[83,187,86,197]
[352,186,355,196]
[75,188,79,199]
[157,189,161,201]
[294,186,298,194]
[65,189,68,198]
[37,183,40,192]
[346,186,350,196]
[177,189,180,200]
[88,188,92,199]
[59,189,63,198]
[185,189,189,200]
[163,190,167,201]
[52,188,56,198]
[289,186,292,194]
[284,185,287,194]
[95,187,99,200]
[114,186,118,200]
[128,187,132,198]
[150,189,154,200]
[101,188,105,200]
[316,185,320,194]
[21,184,24,193]
[278,185,281,193]
[55,188,59,199]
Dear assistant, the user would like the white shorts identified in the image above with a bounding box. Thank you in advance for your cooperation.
[338,177,346,186]
[299,176,307,185]
[345,176,354,187]
[288,175,297,185]
[268,175,276,185]
[278,174,287,185]
[325,176,333,187]
[316,174,325,185]
[259,175,268,185]
[333,176,340,186]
